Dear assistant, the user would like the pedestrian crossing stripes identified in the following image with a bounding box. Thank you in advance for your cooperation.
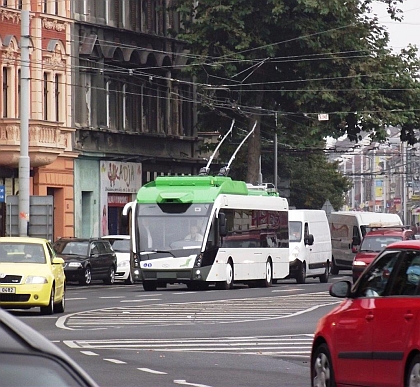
[58,291,339,330]
[64,334,314,358]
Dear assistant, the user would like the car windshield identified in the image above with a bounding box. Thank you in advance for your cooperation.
[289,221,302,242]
[109,239,130,253]
[360,236,403,252]
[0,243,46,264]
[54,241,89,255]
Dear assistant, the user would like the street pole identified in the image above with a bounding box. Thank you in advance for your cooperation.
[19,4,30,236]
[274,112,278,190]
[403,142,407,224]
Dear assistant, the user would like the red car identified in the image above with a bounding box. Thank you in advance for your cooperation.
[352,226,414,283]
[311,239,420,387]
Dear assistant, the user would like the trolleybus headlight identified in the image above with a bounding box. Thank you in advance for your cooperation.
[133,254,140,267]
[194,253,203,267]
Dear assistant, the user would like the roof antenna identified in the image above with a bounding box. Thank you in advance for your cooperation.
[218,120,257,177]
[199,119,235,176]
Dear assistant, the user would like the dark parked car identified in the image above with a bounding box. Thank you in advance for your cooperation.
[53,238,117,285]
[0,307,98,386]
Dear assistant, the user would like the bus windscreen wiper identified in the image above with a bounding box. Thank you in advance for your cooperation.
[152,250,176,258]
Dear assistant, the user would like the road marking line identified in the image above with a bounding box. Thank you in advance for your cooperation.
[80,351,99,356]
[120,299,162,303]
[99,296,125,299]
[137,368,167,375]
[63,340,81,348]
[174,380,213,387]
[104,358,126,364]
[65,298,87,301]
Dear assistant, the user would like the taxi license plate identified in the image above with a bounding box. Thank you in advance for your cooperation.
[0,287,16,294]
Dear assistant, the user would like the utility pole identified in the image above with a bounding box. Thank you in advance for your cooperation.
[19,3,30,236]
[274,112,278,190]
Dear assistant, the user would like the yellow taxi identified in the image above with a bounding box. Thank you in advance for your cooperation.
[0,237,66,315]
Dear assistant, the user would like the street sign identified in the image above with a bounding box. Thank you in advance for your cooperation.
[0,185,4,203]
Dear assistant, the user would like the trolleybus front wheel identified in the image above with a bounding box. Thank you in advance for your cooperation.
[215,260,233,290]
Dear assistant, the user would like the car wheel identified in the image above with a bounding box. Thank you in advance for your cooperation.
[143,281,157,291]
[80,266,92,286]
[330,258,339,275]
[104,266,115,285]
[406,353,420,387]
[40,288,55,315]
[54,291,65,314]
[319,263,329,283]
[311,343,335,387]
[215,260,233,290]
[296,262,306,284]
[124,271,134,285]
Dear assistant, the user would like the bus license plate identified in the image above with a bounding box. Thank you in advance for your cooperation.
[0,287,16,293]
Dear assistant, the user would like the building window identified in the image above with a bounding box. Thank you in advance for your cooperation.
[106,81,110,127]
[43,72,50,121]
[2,67,9,118]
[17,69,20,118]
[126,82,142,132]
[122,84,127,130]
[42,0,47,13]
[54,74,60,122]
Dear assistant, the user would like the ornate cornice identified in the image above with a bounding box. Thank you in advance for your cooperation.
[0,9,21,24]
[42,18,67,32]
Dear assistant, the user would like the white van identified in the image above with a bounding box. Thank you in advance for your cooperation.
[328,211,403,274]
[288,209,332,284]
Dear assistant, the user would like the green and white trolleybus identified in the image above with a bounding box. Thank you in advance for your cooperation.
[123,175,289,291]
[123,119,289,291]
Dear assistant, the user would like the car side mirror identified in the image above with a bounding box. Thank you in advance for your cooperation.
[330,280,351,298]
[304,234,314,246]
[353,236,361,246]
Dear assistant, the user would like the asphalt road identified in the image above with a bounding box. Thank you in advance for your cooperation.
[12,273,352,387]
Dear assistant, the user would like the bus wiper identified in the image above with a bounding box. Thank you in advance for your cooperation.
[152,250,176,258]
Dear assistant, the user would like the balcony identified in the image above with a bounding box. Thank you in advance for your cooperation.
[0,119,69,167]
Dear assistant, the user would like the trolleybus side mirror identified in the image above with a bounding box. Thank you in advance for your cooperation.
[219,213,227,237]
[121,213,128,230]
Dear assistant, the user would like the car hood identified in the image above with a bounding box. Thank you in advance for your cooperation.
[0,262,54,277]
[354,251,378,262]
[56,254,88,262]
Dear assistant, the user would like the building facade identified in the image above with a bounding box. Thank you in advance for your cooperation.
[72,0,199,237]
[0,1,200,238]
[0,0,75,239]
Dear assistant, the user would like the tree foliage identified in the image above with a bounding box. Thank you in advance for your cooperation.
[174,0,420,204]
[288,153,352,210]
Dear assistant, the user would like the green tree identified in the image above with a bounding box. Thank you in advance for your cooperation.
[288,153,352,210]
[175,0,420,200]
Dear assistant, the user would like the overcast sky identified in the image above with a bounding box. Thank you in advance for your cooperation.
[372,1,420,52]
